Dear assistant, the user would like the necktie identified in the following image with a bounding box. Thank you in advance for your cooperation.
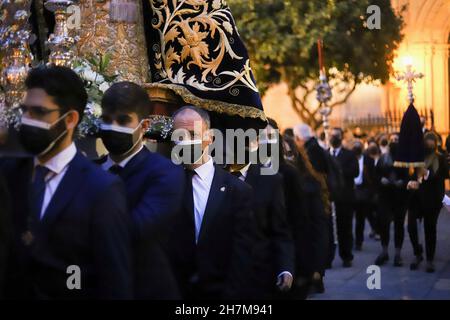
[333,150,337,157]
[109,164,123,175]
[31,165,50,220]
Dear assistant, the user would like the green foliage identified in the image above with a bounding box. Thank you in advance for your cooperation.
[228,0,404,126]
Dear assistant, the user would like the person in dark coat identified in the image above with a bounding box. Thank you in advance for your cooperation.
[280,133,329,299]
[374,133,411,267]
[352,140,376,250]
[328,128,359,267]
[1,66,132,299]
[230,122,294,299]
[408,132,449,272]
[168,105,254,300]
[96,82,185,299]
[293,124,335,268]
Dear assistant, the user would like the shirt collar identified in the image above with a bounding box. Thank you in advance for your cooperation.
[330,147,342,155]
[104,145,144,170]
[194,156,215,182]
[34,142,77,174]
[239,163,251,178]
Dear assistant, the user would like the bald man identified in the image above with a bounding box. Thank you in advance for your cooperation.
[167,105,255,299]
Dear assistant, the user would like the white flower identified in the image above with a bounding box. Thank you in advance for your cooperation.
[99,82,110,93]
[86,102,102,117]
[212,0,221,10]
[95,74,105,84]
[82,69,98,82]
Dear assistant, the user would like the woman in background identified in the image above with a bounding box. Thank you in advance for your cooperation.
[269,118,329,299]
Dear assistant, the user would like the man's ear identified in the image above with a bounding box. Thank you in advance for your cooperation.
[141,118,151,132]
[65,111,80,131]
[204,128,213,144]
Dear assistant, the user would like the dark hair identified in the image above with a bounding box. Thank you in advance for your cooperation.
[283,128,294,139]
[331,127,344,136]
[25,66,88,123]
[172,105,211,129]
[424,131,438,144]
[101,81,150,120]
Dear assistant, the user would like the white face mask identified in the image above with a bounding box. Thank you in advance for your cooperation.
[21,112,70,130]
[173,139,206,165]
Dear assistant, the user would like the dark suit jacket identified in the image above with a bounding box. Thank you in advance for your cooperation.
[279,162,328,277]
[0,172,11,298]
[1,152,132,299]
[244,164,294,296]
[100,148,185,299]
[168,165,254,300]
[331,148,359,203]
[354,155,376,203]
[305,137,329,175]
[418,152,449,210]
[375,152,410,203]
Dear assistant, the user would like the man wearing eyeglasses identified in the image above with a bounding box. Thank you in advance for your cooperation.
[0,66,132,299]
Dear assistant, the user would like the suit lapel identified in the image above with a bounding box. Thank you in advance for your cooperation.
[39,153,87,230]
[244,164,260,187]
[198,165,226,243]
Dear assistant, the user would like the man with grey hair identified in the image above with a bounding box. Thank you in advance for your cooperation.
[168,105,255,299]
[293,123,328,175]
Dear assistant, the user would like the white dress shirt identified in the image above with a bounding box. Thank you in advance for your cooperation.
[354,155,364,186]
[192,157,215,243]
[34,142,77,219]
[101,145,144,171]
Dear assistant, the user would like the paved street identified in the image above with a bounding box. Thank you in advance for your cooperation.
[310,209,450,300]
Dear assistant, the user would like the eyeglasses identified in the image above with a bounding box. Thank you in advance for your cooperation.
[19,104,61,118]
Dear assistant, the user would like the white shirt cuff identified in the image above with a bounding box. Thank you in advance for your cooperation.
[278,271,293,279]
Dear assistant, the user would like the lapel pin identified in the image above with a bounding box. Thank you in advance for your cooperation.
[220,186,226,192]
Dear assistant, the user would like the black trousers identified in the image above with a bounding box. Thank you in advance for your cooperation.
[408,204,442,262]
[378,193,408,249]
[354,189,377,245]
[326,213,336,267]
[335,201,354,262]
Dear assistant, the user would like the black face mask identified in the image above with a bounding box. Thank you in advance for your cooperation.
[18,113,68,156]
[100,123,142,156]
[424,146,435,156]
[380,139,388,147]
[330,136,342,148]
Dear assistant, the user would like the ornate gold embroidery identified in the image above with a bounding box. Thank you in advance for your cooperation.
[150,0,259,95]
[144,82,267,122]
[76,0,149,84]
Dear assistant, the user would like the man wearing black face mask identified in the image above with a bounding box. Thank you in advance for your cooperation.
[232,123,294,299]
[374,133,410,267]
[407,132,449,272]
[328,128,359,267]
[0,66,132,299]
[96,82,185,299]
[168,105,254,299]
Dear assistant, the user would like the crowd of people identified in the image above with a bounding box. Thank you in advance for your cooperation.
[0,65,449,300]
